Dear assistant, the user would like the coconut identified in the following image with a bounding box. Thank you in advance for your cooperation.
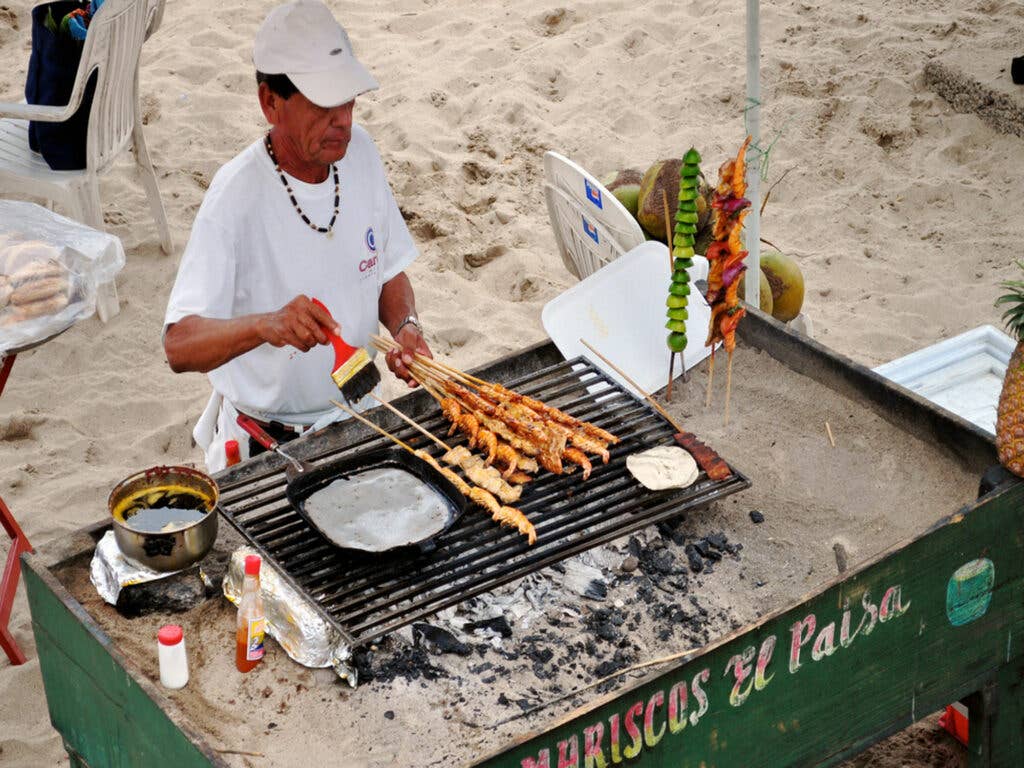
[600,169,643,218]
[636,159,682,240]
[760,251,805,322]
[737,269,774,316]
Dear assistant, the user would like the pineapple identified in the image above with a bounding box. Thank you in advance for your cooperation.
[995,261,1024,476]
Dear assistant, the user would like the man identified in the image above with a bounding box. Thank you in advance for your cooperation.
[164,0,430,472]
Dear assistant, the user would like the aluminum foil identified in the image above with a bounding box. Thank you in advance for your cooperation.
[90,530,185,604]
[223,548,356,685]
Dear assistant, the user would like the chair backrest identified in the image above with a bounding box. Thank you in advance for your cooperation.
[77,0,151,173]
[144,0,166,41]
[543,151,647,280]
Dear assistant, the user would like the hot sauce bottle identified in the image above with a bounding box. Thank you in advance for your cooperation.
[236,555,266,672]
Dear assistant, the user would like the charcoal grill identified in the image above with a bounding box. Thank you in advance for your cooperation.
[217,354,749,648]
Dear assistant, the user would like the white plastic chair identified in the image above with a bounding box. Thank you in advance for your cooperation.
[0,0,171,257]
[543,151,647,280]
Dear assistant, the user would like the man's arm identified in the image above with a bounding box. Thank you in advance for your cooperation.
[379,271,431,386]
[164,296,340,373]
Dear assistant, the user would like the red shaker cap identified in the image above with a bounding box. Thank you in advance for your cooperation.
[158,625,183,646]
[225,439,241,464]
[244,555,262,575]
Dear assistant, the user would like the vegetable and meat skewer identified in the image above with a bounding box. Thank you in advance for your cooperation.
[704,137,753,422]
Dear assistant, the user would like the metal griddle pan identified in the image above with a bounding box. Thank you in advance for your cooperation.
[284,447,468,555]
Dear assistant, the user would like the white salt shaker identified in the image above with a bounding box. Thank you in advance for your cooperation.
[157,625,189,689]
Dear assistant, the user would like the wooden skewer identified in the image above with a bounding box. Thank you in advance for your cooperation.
[579,338,684,434]
[367,392,450,452]
[825,421,836,448]
[705,349,715,408]
[329,399,418,455]
[724,350,733,426]
[666,352,675,403]
[370,334,483,387]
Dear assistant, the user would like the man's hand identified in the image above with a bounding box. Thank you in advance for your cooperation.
[386,323,432,388]
[257,296,340,352]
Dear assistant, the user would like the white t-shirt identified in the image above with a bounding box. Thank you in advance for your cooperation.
[165,125,417,425]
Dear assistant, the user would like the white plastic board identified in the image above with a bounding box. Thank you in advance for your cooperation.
[542,241,712,399]
[873,325,1015,435]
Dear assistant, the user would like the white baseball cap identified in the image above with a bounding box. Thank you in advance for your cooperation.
[253,0,379,108]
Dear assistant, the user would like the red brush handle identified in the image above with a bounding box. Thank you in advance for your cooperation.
[310,297,358,369]
[236,413,278,452]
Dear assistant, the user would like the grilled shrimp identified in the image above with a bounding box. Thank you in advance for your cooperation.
[494,443,518,477]
[563,447,593,480]
[477,429,498,464]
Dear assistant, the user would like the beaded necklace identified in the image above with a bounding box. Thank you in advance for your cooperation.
[264,133,340,237]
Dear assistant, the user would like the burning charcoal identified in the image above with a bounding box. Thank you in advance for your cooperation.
[657,519,688,546]
[684,544,704,573]
[694,539,722,562]
[627,536,643,557]
[585,579,608,600]
[639,547,679,575]
[413,623,472,656]
[464,616,514,638]
[594,659,623,677]
[658,628,672,641]
[482,675,497,684]
[498,693,511,706]
[469,662,493,674]
[356,645,447,683]
[384,710,395,720]
[749,510,765,524]
[706,532,729,551]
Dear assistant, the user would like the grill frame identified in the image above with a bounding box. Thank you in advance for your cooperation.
[217,352,749,648]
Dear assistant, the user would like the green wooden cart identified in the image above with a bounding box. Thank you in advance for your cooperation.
[21,312,1023,767]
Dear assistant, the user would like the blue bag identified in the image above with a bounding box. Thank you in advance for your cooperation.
[25,1,97,171]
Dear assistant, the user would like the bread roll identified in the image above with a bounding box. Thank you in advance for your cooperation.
[0,276,10,310]
[1,240,63,276]
[9,291,70,319]
[10,259,65,287]
[11,276,68,306]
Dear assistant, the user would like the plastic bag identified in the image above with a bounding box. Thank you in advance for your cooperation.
[0,200,125,354]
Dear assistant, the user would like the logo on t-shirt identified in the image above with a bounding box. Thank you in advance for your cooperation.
[365,227,377,253]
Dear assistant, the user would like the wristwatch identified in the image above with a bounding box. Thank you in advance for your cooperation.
[394,314,422,337]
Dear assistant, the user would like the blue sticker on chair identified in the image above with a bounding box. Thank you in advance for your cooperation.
[585,178,603,209]
[582,216,599,244]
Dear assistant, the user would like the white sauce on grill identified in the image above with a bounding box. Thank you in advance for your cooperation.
[302,468,452,551]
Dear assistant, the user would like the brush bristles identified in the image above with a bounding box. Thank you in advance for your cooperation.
[332,350,382,405]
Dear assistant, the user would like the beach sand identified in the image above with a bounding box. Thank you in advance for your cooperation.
[1,0,1022,764]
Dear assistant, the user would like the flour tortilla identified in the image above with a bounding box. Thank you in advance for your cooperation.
[302,467,454,551]
[626,445,699,490]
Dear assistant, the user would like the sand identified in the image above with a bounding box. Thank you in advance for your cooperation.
[0,0,1022,764]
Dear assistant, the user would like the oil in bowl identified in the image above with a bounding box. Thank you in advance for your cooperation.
[113,484,214,534]
[122,506,210,533]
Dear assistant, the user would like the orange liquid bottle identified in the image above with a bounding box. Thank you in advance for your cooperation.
[235,555,265,673]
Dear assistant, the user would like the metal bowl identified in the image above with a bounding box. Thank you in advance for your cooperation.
[108,466,219,572]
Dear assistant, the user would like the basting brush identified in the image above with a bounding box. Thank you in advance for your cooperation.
[310,297,381,405]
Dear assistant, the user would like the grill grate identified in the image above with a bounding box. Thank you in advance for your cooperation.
[217,356,749,647]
